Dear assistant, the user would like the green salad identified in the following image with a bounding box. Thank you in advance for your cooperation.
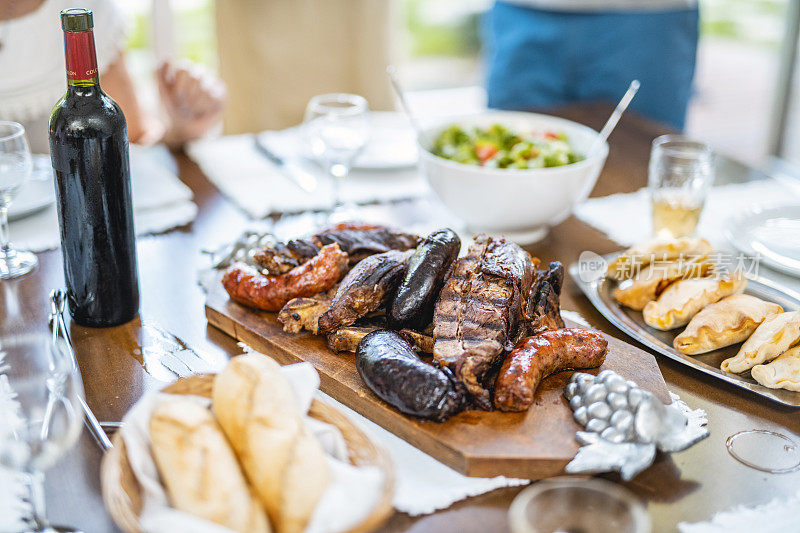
[431,124,583,169]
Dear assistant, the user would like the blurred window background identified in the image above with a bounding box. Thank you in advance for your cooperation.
[120,0,798,168]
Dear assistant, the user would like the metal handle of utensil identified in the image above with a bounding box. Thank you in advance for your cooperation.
[49,289,115,452]
[588,80,640,157]
[252,136,318,193]
[386,65,432,148]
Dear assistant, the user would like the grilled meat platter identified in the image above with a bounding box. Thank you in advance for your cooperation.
[221,223,607,421]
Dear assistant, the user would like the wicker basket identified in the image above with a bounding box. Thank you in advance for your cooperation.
[100,374,395,533]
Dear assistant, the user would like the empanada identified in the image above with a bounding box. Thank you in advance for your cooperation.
[673,294,782,355]
[721,311,800,373]
[613,256,713,311]
[607,237,713,281]
[642,271,746,331]
[751,345,800,392]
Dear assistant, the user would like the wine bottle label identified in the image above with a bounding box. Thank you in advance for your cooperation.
[64,30,99,82]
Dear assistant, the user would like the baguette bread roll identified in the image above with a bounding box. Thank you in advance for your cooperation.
[149,397,271,533]
[213,354,329,533]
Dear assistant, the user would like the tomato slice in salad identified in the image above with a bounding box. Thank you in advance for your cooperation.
[475,141,499,163]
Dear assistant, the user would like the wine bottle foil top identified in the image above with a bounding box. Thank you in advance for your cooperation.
[61,8,93,32]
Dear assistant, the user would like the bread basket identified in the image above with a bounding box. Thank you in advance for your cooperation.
[100,374,396,533]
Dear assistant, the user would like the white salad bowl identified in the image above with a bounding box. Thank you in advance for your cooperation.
[418,111,609,243]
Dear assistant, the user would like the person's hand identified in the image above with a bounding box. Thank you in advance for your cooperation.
[156,62,226,148]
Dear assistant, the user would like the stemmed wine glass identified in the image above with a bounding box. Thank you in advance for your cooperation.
[303,94,369,222]
[0,333,84,532]
[0,122,37,279]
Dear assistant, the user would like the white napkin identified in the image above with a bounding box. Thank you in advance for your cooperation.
[120,360,383,533]
[10,145,198,253]
[0,375,31,533]
[573,179,800,249]
[314,392,529,516]
[185,126,429,219]
[679,490,800,532]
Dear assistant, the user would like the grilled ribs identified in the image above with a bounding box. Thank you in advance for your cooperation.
[253,223,420,274]
[528,261,566,335]
[277,287,337,334]
[314,225,420,265]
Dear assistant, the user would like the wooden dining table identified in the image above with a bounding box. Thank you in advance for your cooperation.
[3,103,799,533]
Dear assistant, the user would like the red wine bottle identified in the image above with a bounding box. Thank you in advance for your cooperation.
[48,8,139,327]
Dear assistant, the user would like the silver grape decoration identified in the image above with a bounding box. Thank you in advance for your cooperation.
[564,370,709,480]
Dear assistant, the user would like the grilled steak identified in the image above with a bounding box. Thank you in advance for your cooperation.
[528,261,566,335]
[433,235,537,409]
[318,249,414,334]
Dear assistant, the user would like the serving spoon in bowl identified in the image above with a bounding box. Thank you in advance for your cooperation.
[386,65,433,148]
[588,80,640,157]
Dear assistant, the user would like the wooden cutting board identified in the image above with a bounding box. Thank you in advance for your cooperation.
[205,281,669,479]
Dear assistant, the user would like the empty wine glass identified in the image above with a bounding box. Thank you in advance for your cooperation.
[0,122,37,279]
[303,94,369,222]
[0,333,84,532]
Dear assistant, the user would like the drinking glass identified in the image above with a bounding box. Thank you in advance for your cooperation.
[648,135,714,239]
[303,94,369,222]
[0,122,37,279]
[0,333,84,532]
[508,477,650,533]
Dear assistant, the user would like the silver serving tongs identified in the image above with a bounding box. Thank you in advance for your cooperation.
[48,289,114,452]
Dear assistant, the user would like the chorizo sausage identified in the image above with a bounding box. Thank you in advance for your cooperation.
[222,243,348,311]
[494,328,608,412]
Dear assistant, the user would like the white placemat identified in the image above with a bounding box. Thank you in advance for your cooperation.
[185,126,429,220]
[679,490,800,532]
[10,145,198,253]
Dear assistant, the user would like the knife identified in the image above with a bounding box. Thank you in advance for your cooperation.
[253,135,318,193]
[49,289,115,452]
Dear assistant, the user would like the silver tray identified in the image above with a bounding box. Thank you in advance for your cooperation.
[569,254,800,407]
